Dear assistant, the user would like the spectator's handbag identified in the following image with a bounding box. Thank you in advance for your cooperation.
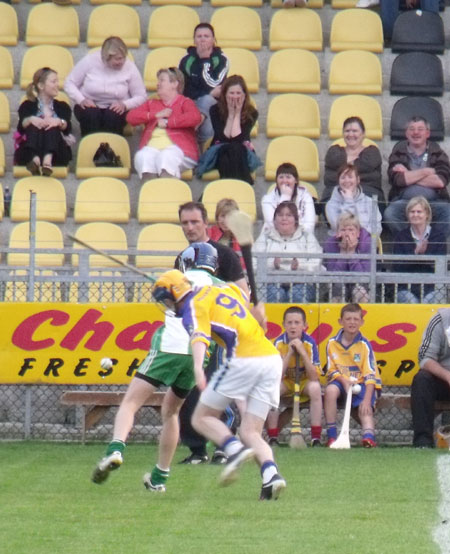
[93,143,123,167]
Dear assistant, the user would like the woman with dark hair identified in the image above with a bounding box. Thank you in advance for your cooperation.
[322,116,383,210]
[261,162,316,233]
[196,75,260,185]
[15,67,72,176]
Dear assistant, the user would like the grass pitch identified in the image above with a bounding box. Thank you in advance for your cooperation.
[0,442,442,554]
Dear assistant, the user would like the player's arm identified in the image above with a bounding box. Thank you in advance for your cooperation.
[191,337,207,391]
[290,338,319,382]
[326,343,350,391]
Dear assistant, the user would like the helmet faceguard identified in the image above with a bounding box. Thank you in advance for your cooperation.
[152,269,192,313]
[179,242,219,274]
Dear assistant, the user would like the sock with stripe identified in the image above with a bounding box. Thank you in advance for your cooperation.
[106,440,125,456]
[150,465,170,486]
[222,436,244,457]
[326,424,337,441]
[261,461,278,485]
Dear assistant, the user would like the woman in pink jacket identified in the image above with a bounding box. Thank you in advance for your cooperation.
[126,68,202,180]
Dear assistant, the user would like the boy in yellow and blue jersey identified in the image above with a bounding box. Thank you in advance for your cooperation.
[267,306,323,446]
[324,303,382,448]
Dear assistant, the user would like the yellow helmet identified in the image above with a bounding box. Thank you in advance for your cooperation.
[152,269,192,309]
[435,425,450,449]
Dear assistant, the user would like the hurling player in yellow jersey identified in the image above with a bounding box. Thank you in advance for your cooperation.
[152,269,286,501]
[324,303,381,448]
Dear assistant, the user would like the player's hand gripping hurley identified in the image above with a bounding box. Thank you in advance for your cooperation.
[289,352,307,449]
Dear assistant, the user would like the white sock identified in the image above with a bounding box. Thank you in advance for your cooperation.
[223,437,244,457]
[262,462,278,485]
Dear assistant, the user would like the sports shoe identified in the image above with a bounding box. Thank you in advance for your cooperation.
[362,437,377,448]
[219,447,254,486]
[211,449,228,465]
[356,0,379,7]
[259,474,287,501]
[178,453,209,465]
[311,438,322,447]
[143,473,166,493]
[326,438,336,447]
[91,451,123,484]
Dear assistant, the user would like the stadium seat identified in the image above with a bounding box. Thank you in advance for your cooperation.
[0,47,13,89]
[20,46,74,90]
[144,47,186,90]
[212,0,262,6]
[26,4,80,47]
[210,7,262,50]
[267,49,320,94]
[390,96,445,141]
[7,222,64,267]
[136,224,188,269]
[13,164,69,179]
[269,9,323,51]
[72,223,128,268]
[0,3,18,46]
[75,133,131,179]
[91,0,141,5]
[328,95,383,139]
[147,6,200,48]
[266,94,320,139]
[151,0,200,5]
[222,48,260,93]
[68,271,127,303]
[331,0,358,6]
[74,177,130,223]
[4,269,62,302]
[10,177,67,222]
[390,52,444,97]
[0,138,4,176]
[87,5,140,48]
[391,10,444,54]
[330,9,383,53]
[0,92,10,133]
[265,136,320,182]
[138,178,192,223]
[328,50,382,95]
[271,0,323,7]
[201,179,256,222]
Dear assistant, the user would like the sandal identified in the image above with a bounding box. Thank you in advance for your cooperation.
[26,160,41,176]
[42,166,53,177]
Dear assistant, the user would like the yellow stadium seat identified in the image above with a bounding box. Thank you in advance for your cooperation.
[202,179,256,222]
[266,94,320,139]
[330,9,383,53]
[7,222,64,267]
[75,133,131,179]
[91,0,141,5]
[10,177,67,222]
[72,223,128,268]
[144,47,186,90]
[267,49,320,94]
[270,9,322,51]
[136,224,188,269]
[328,95,383,139]
[271,0,323,6]
[0,3,18,46]
[74,177,130,223]
[329,50,382,95]
[265,136,320,182]
[138,178,192,223]
[331,0,358,7]
[4,269,62,302]
[212,0,262,6]
[13,165,69,179]
[69,271,127,303]
[0,47,13,89]
[20,45,74,89]
[147,6,200,48]
[223,48,260,93]
[0,92,10,133]
[211,7,262,50]
[87,5,141,48]
[151,0,200,6]
[26,4,79,47]
[0,139,5,176]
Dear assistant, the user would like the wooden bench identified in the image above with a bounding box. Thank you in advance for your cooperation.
[60,390,165,443]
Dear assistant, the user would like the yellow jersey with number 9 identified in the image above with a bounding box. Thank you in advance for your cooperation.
[180,283,278,359]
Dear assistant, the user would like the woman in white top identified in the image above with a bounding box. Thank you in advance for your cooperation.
[261,162,316,234]
[253,201,322,303]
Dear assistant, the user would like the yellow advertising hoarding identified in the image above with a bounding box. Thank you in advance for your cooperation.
[0,302,445,385]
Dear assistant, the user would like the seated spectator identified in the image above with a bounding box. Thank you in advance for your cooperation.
[325,163,382,235]
[323,212,372,303]
[65,36,146,137]
[195,75,261,185]
[15,67,72,176]
[126,68,202,180]
[384,116,450,237]
[253,201,322,303]
[322,116,384,212]
[179,23,228,146]
[207,198,245,269]
[261,162,316,234]
[392,196,446,303]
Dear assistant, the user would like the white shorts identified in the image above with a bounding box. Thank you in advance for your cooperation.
[200,354,282,419]
[134,144,196,178]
